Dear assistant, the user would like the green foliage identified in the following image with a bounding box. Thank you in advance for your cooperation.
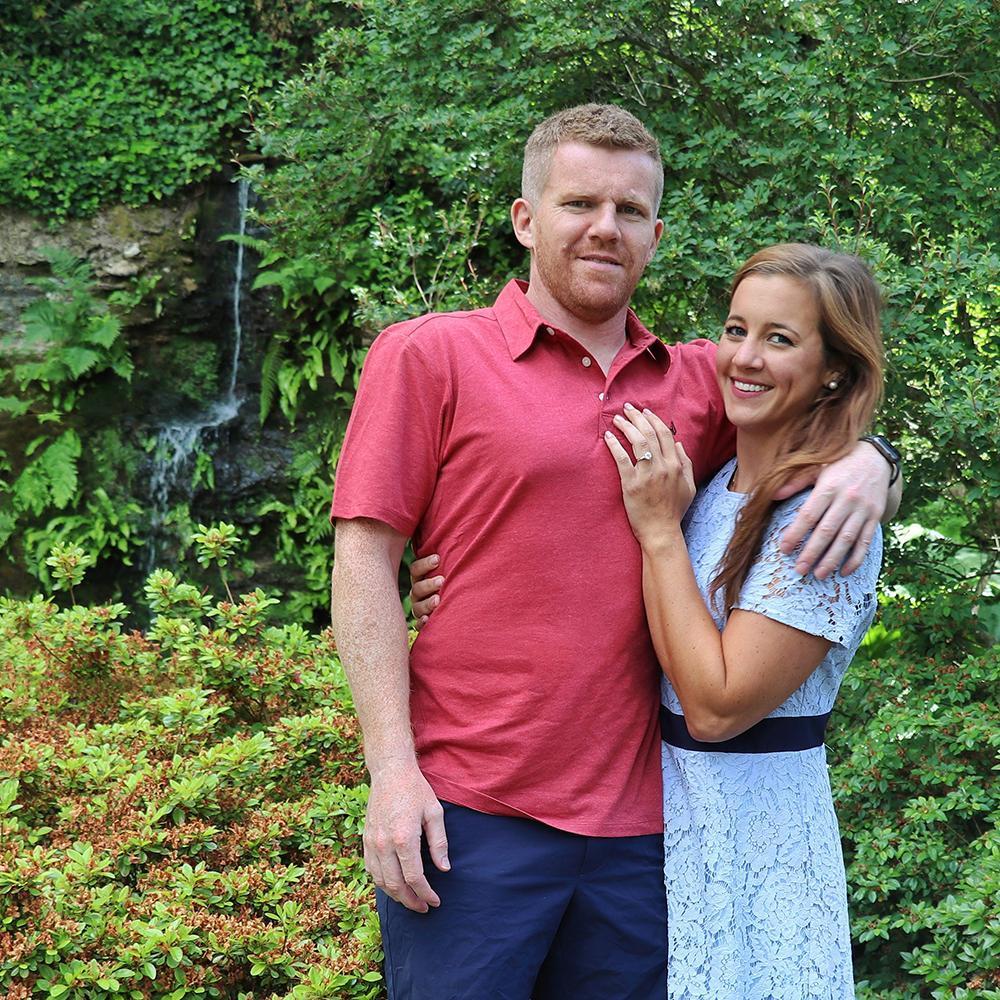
[242,2,1000,989]
[0,250,147,581]
[0,0,285,222]
[159,339,222,406]
[2,8,998,988]
[243,0,999,623]
[3,248,132,413]
[0,542,379,999]
[831,634,1000,997]
[44,543,95,603]
[192,522,244,603]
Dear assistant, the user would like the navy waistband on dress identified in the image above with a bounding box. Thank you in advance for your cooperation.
[659,706,831,754]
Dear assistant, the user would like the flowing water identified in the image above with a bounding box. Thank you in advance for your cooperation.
[143,178,251,575]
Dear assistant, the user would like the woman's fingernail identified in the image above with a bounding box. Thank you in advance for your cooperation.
[434,576,444,586]
[624,401,635,410]
[429,554,439,566]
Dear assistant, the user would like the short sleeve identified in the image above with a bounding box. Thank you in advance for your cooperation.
[331,324,450,538]
[733,494,882,647]
[668,339,736,484]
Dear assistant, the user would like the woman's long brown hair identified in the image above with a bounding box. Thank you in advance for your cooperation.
[709,244,885,616]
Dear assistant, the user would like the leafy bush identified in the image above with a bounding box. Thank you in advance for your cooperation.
[0,531,380,998]
[0,0,289,222]
[246,0,999,623]
[0,249,145,582]
[831,630,1000,997]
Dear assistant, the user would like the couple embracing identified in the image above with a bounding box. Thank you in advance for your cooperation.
[331,104,900,999]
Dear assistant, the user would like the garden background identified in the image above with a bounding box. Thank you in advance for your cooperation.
[0,1,997,997]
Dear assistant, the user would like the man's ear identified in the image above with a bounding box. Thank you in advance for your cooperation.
[511,198,534,250]
[646,218,665,263]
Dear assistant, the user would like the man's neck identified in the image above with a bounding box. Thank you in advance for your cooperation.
[525,281,630,374]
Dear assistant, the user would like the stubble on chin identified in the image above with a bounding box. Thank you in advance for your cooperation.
[535,252,634,325]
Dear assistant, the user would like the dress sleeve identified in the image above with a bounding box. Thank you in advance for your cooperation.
[733,494,882,647]
[330,324,450,538]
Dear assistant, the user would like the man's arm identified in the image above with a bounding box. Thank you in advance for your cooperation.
[331,516,449,913]
[780,440,902,579]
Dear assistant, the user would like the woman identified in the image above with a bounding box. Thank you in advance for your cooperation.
[411,244,884,999]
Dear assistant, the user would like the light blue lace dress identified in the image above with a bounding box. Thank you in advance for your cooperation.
[663,459,881,1000]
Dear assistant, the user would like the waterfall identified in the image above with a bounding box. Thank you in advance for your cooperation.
[143,178,251,576]
[226,176,249,403]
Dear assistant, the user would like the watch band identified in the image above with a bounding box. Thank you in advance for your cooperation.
[860,434,901,486]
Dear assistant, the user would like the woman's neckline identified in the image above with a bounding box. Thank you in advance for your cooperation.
[724,459,750,496]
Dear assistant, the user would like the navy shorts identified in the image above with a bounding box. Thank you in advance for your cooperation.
[376,801,667,999]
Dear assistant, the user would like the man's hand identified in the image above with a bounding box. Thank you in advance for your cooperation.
[364,759,450,913]
[778,440,898,579]
[331,518,449,912]
[409,553,444,630]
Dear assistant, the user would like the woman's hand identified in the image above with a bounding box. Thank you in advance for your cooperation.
[408,553,444,630]
[604,404,695,547]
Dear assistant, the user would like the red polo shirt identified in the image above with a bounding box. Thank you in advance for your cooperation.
[332,280,734,836]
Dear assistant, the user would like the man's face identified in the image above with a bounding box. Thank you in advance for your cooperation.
[512,142,663,326]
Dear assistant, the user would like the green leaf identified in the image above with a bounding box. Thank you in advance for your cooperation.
[0,396,31,417]
[61,346,101,378]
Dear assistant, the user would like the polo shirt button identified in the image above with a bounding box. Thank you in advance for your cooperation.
[581,356,592,367]
[598,392,605,400]
[544,326,555,336]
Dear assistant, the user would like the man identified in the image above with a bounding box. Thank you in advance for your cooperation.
[331,104,898,998]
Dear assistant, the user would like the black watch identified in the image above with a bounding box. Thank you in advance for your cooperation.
[860,434,901,486]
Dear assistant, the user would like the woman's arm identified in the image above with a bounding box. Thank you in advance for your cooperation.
[605,404,832,741]
[637,525,830,740]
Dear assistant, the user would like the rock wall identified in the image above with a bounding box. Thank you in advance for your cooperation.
[0,176,294,601]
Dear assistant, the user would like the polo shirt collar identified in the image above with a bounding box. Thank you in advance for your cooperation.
[494,279,668,363]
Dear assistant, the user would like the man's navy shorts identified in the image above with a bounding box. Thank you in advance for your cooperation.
[376,801,667,999]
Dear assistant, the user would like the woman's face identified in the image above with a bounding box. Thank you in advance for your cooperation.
[716,273,838,435]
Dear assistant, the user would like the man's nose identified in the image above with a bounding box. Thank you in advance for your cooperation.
[588,203,620,240]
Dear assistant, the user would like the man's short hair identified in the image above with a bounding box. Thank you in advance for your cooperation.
[521,103,664,210]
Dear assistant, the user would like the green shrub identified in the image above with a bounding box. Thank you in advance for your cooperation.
[0,531,379,998]
[246,0,999,623]
[0,0,284,222]
[831,626,1000,997]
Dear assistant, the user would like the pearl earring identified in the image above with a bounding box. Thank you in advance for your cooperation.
[827,380,839,390]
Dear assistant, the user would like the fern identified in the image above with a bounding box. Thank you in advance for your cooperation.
[13,464,53,516]
[259,333,288,425]
[0,396,30,417]
[1,247,154,593]
[218,232,271,255]
[39,431,82,509]
[83,314,121,349]
[4,247,130,397]
[0,508,15,548]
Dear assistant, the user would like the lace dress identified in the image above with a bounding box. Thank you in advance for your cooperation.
[663,459,881,1000]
